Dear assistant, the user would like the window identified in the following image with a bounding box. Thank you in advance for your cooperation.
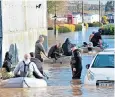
[92,54,114,68]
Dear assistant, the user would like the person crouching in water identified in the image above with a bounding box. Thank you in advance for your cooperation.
[70,49,82,79]
[14,54,44,79]
[48,43,63,61]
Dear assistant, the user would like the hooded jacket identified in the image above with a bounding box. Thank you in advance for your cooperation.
[62,38,74,55]
[48,45,63,58]
[35,40,45,58]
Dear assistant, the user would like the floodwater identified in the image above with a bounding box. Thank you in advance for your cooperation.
[0,27,114,97]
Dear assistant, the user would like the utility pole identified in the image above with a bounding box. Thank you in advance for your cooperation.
[54,3,57,39]
[82,0,84,23]
[99,0,101,25]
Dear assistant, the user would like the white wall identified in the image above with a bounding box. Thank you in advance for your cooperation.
[73,14,82,24]
[84,14,99,23]
[2,0,47,62]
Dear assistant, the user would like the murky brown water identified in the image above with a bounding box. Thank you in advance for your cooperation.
[0,27,114,97]
[0,55,114,97]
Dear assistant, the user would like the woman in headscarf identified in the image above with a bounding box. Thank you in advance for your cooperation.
[2,52,14,79]
[62,38,74,56]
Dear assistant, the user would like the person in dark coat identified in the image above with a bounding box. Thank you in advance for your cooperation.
[2,52,14,79]
[62,38,74,56]
[35,35,46,62]
[30,52,43,74]
[3,52,12,72]
[70,49,82,79]
[90,29,102,47]
[48,43,63,60]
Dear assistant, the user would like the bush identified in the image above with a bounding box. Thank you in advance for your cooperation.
[88,23,93,27]
[100,24,114,35]
[63,24,75,32]
[101,16,109,25]
[75,24,82,31]
[94,22,103,27]
[58,26,71,33]
[88,22,103,27]
[84,23,88,29]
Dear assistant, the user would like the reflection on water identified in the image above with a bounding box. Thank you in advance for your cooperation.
[0,27,114,97]
[0,55,114,97]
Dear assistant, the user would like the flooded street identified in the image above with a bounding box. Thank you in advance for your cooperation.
[0,27,114,97]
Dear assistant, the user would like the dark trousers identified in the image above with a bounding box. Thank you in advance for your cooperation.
[71,66,82,79]
[72,70,82,79]
[35,55,43,62]
[51,53,61,60]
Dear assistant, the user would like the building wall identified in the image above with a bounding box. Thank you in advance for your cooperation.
[73,14,82,24]
[0,1,2,66]
[1,0,47,66]
[84,14,99,23]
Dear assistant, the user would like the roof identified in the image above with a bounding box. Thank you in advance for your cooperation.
[98,48,114,54]
[103,48,115,52]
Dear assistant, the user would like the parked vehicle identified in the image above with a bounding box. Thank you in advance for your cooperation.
[84,50,114,87]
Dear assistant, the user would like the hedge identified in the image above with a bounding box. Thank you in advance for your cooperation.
[75,24,82,31]
[84,23,88,29]
[101,16,109,25]
[100,24,114,35]
[58,26,71,33]
[88,22,103,27]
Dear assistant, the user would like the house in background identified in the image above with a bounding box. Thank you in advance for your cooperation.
[73,14,82,24]
[106,14,114,23]
[84,14,99,23]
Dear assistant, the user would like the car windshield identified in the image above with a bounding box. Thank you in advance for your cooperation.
[92,54,114,68]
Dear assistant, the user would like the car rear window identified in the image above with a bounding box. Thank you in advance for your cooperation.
[92,54,114,68]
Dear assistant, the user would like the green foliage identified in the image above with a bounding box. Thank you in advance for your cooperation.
[101,24,114,35]
[47,1,66,14]
[75,24,82,31]
[102,16,109,24]
[58,26,71,33]
[84,23,89,28]
[105,1,114,12]
[88,22,103,27]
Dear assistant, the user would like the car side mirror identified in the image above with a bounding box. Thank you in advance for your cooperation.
[86,64,90,69]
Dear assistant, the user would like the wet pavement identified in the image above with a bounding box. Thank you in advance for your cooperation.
[0,27,114,97]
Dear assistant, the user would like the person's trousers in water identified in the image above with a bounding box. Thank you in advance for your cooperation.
[72,69,82,79]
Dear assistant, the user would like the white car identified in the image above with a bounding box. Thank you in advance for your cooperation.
[84,50,114,86]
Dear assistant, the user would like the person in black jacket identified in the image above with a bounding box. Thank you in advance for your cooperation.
[3,52,12,72]
[48,43,63,60]
[70,49,82,79]
[30,52,43,74]
[62,38,74,56]
[35,35,46,62]
[2,52,14,79]
[90,29,102,47]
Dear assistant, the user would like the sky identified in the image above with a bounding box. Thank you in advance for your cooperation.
[68,0,110,5]
[86,0,109,4]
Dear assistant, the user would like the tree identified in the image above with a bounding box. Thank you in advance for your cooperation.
[105,1,114,12]
[47,1,67,14]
